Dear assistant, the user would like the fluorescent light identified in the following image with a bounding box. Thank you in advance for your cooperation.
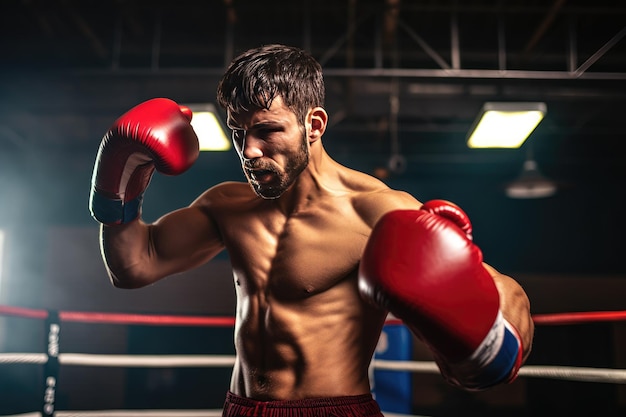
[185,103,230,151]
[467,102,546,148]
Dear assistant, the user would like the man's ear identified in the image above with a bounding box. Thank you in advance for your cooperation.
[307,107,327,143]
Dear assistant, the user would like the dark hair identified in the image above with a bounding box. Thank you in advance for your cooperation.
[216,44,325,125]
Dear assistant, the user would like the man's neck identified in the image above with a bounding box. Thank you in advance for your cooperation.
[273,146,341,215]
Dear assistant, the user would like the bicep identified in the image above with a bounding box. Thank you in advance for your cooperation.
[149,205,225,275]
[101,205,224,288]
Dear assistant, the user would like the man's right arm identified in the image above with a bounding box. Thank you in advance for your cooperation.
[90,98,224,288]
[100,204,225,289]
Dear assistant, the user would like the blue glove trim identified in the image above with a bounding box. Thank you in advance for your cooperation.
[89,190,143,225]
[472,323,521,389]
[439,317,522,391]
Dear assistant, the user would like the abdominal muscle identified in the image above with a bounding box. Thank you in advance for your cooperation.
[228,275,387,401]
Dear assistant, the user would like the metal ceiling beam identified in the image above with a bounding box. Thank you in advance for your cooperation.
[63,65,626,80]
[61,1,109,61]
[522,0,568,56]
[321,67,626,80]
[574,26,626,76]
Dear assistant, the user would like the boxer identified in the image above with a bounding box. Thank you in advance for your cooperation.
[90,44,533,416]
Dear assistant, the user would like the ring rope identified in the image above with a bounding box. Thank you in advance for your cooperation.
[55,410,223,417]
[0,353,48,364]
[0,305,235,327]
[59,311,235,327]
[1,352,623,384]
[2,304,626,327]
[2,413,42,417]
[518,365,626,384]
[0,305,48,320]
[372,360,626,384]
[532,310,626,325]
[58,353,236,368]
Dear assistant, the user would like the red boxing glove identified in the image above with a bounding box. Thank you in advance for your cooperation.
[359,200,522,390]
[89,98,199,225]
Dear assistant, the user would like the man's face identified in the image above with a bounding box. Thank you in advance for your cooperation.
[227,97,309,199]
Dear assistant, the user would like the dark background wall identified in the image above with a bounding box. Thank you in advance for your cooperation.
[0,0,625,415]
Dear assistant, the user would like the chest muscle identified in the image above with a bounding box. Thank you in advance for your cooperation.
[224,209,369,300]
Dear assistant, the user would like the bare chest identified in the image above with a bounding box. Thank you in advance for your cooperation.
[222,208,370,299]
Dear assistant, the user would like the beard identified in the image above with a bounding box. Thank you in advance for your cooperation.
[243,131,309,199]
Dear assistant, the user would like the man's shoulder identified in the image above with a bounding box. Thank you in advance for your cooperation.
[193,181,257,209]
[349,181,421,228]
[353,187,420,210]
[338,165,390,192]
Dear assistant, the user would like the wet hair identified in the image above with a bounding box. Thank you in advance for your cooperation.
[216,44,325,125]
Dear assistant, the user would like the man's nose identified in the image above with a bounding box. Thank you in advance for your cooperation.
[241,134,264,160]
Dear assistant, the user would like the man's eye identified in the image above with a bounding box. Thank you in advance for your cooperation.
[257,128,278,140]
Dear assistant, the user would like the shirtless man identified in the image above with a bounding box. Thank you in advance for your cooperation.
[89,44,533,416]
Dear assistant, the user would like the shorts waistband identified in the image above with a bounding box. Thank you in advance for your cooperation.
[223,391,383,417]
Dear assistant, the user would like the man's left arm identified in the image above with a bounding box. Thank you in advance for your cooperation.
[484,264,534,363]
[359,200,534,390]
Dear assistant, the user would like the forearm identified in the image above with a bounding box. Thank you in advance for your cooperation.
[489,268,534,363]
[90,99,201,288]
[100,221,158,288]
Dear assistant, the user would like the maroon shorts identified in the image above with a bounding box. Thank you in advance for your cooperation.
[222,391,384,417]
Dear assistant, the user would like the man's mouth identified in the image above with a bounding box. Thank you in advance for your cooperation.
[250,169,275,183]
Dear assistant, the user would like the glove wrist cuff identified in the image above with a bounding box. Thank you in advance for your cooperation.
[438,312,522,390]
[89,190,143,225]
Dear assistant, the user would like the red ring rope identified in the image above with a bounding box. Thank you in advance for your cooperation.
[59,311,236,327]
[531,310,626,325]
[0,304,624,327]
[0,305,234,327]
[0,304,48,319]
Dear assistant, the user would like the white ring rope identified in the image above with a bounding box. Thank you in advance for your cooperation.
[1,353,624,384]
[372,359,440,373]
[1,413,42,417]
[55,410,223,417]
[518,365,626,384]
[58,354,236,368]
[0,353,48,364]
[372,359,626,384]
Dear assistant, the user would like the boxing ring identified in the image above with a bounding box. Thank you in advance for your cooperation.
[1,304,625,417]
